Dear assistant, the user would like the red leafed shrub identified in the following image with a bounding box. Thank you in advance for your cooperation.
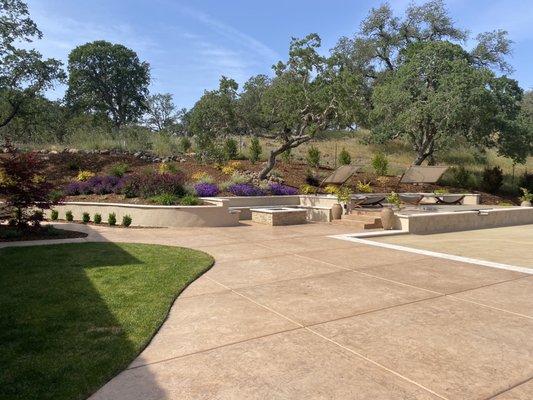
[0,146,56,226]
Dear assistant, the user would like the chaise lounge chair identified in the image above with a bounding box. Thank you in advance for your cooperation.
[318,165,362,191]
[435,194,465,205]
[352,194,386,208]
[397,165,449,187]
[399,193,424,206]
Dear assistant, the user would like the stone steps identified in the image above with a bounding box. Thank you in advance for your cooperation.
[332,211,383,229]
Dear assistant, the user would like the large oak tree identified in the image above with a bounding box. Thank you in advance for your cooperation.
[66,40,150,129]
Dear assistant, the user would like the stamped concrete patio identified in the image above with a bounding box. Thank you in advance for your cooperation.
[10,222,532,399]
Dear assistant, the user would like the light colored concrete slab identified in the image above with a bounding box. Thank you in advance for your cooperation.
[92,329,441,400]
[313,297,533,400]
[491,379,533,399]
[206,255,343,289]
[298,246,428,270]
[374,225,533,269]
[179,276,228,298]
[452,276,533,317]
[359,257,526,294]
[195,242,287,262]
[129,291,297,367]
[237,270,438,325]
[259,236,355,252]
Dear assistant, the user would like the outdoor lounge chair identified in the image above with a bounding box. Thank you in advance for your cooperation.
[435,194,465,205]
[352,194,386,208]
[397,165,449,187]
[318,165,362,190]
[399,193,424,205]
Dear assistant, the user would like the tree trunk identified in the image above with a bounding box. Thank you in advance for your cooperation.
[258,136,311,179]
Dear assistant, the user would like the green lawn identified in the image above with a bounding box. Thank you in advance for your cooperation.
[0,242,214,400]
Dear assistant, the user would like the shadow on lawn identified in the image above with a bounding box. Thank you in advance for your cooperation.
[0,224,168,400]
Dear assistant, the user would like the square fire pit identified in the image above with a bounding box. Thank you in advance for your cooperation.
[250,207,307,226]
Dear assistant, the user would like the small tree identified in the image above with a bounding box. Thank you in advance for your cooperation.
[224,138,238,160]
[306,146,321,168]
[249,136,262,164]
[371,153,389,176]
[338,148,351,165]
[0,146,55,226]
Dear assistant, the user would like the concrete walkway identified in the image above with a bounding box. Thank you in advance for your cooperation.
[5,222,532,399]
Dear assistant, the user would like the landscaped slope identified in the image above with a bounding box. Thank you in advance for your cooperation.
[0,242,214,400]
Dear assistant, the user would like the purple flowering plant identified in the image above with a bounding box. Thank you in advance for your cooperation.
[194,182,219,197]
[268,183,298,195]
[228,183,265,196]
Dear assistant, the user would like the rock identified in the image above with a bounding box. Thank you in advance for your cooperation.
[179,158,187,163]
[100,149,110,155]
[134,152,142,158]
[162,157,171,163]
[68,148,79,154]
[49,150,59,155]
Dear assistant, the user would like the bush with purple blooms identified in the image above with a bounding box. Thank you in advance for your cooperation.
[268,183,298,195]
[194,182,219,197]
[228,183,265,196]
[122,171,186,198]
[64,175,124,196]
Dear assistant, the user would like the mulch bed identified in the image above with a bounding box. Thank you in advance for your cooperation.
[0,225,88,242]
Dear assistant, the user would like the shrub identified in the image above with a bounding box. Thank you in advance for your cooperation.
[48,189,64,203]
[268,183,298,196]
[228,183,265,196]
[481,166,504,194]
[305,169,320,187]
[109,162,129,177]
[0,147,56,226]
[338,148,351,166]
[520,173,533,192]
[386,191,401,208]
[108,212,116,226]
[93,213,102,224]
[229,171,250,184]
[192,171,213,183]
[356,181,372,193]
[152,133,179,156]
[31,210,44,227]
[300,184,315,194]
[150,193,178,205]
[194,182,219,197]
[76,170,95,181]
[324,184,339,195]
[82,212,90,223]
[122,171,186,198]
[180,194,201,205]
[306,146,321,168]
[158,162,180,174]
[224,138,239,160]
[249,136,262,164]
[452,166,472,188]
[50,209,59,221]
[372,153,388,176]
[64,175,124,196]
[122,214,132,227]
[65,210,74,222]
[221,160,245,175]
[519,188,533,202]
[179,136,192,153]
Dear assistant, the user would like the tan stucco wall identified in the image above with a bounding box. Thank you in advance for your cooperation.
[46,200,240,228]
[399,207,533,234]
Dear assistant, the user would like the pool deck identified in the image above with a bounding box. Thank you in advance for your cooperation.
[4,222,532,399]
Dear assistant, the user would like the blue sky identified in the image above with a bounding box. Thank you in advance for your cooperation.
[26,0,533,109]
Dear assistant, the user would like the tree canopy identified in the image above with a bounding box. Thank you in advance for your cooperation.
[0,0,64,131]
[66,40,150,129]
[371,41,527,164]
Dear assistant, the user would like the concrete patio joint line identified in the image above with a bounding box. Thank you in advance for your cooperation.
[328,234,533,275]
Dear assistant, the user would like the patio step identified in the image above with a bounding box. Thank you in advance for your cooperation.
[332,213,383,229]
